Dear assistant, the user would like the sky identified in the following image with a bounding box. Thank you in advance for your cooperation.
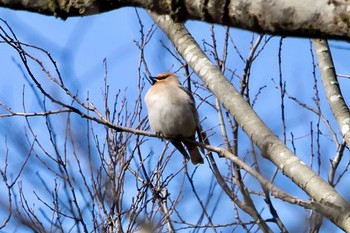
[0,5,350,233]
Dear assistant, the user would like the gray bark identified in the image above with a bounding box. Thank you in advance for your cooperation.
[313,39,350,148]
[1,0,350,41]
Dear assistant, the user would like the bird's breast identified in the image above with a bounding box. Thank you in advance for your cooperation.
[145,88,196,137]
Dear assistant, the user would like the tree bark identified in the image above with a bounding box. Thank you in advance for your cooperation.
[312,39,350,148]
[1,0,350,41]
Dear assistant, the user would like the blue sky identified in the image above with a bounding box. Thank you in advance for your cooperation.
[0,5,350,233]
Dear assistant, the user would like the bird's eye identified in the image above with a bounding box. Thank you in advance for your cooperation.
[157,75,169,80]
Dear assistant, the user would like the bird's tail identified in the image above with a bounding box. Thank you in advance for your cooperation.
[171,140,190,160]
[171,139,204,165]
[183,138,204,165]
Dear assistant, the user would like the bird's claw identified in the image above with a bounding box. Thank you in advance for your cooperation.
[156,132,165,141]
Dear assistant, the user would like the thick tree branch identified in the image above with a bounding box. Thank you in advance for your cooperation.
[148,11,350,231]
[312,39,350,148]
[1,0,350,41]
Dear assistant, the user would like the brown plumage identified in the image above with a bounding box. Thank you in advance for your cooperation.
[144,72,204,165]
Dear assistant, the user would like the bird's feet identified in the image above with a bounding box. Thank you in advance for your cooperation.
[156,131,165,141]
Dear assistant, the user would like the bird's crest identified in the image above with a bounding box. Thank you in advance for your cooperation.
[149,72,178,85]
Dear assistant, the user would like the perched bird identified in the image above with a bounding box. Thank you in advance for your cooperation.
[144,72,204,165]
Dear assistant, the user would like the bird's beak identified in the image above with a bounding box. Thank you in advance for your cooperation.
[148,76,157,85]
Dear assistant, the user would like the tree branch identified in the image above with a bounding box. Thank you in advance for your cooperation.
[1,0,350,41]
[312,39,350,149]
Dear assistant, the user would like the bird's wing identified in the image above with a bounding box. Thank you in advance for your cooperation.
[179,85,205,153]
[196,124,205,154]
[178,85,198,119]
[179,85,196,104]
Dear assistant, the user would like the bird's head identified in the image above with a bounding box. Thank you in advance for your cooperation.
[148,72,180,85]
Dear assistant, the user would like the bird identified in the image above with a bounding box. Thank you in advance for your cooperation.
[144,72,204,165]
